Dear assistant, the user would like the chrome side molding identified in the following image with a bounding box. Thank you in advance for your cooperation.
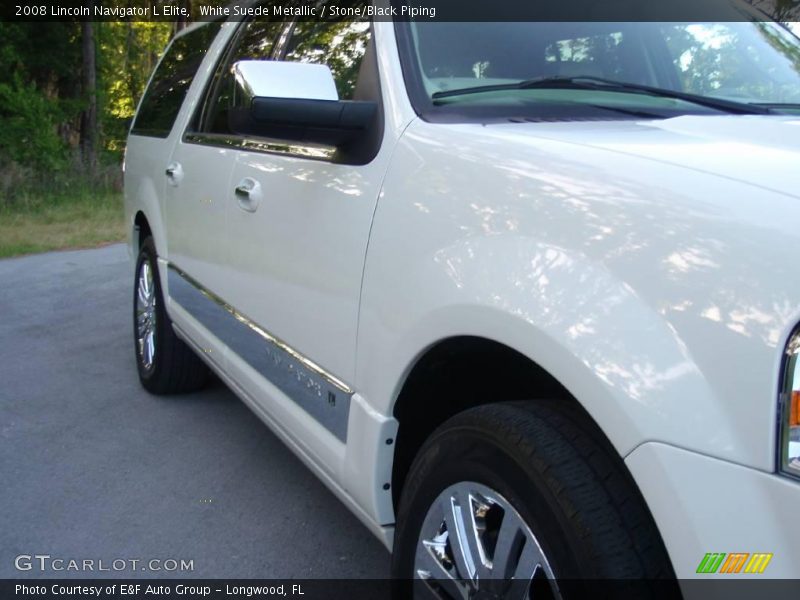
[168,265,352,441]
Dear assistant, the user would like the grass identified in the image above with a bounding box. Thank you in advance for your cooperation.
[0,188,125,259]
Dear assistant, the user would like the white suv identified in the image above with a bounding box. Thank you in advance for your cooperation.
[124,2,800,593]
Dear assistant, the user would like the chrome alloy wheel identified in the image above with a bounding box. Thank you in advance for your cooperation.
[414,481,561,600]
[135,259,157,371]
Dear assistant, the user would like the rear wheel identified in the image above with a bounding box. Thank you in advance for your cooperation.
[391,401,677,599]
[134,237,208,394]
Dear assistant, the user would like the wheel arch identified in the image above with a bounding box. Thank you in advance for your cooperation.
[125,173,167,262]
[386,332,679,583]
[390,334,583,509]
[133,211,153,252]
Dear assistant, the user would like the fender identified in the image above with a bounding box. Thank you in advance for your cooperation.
[126,175,168,263]
[357,118,800,472]
[359,234,731,461]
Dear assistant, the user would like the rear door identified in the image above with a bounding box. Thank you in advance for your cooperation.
[127,22,223,266]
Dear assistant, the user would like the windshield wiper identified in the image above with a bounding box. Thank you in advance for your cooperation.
[431,76,774,115]
[751,102,800,113]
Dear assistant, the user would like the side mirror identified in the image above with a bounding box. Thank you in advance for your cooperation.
[228,60,377,148]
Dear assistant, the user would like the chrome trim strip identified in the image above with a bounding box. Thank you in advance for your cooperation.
[168,265,352,441]
[183,132,336,160]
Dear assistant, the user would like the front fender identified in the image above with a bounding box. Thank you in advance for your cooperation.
[357,119,799,472]
[358,232,733,462]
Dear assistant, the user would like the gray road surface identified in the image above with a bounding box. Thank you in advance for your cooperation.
[0,244,390,579]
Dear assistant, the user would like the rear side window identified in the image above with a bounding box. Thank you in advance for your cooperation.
[132,23,221,138]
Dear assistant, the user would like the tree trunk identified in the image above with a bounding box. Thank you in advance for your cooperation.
[174,0,193,34]
[80,10,98,176]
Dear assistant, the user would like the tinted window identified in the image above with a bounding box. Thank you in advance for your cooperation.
[198,16,371,136]
[201,19,284,134]
[404,20,800,115]
[282,19,371,101]
[543,30,631,82]
[660,22,800,103]
[132,23,221,138]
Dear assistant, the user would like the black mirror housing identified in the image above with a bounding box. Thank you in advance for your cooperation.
[228,98,378,147]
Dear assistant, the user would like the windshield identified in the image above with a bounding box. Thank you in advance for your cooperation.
[402,20,800,119]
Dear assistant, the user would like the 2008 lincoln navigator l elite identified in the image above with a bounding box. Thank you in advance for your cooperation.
[124,1,800,594]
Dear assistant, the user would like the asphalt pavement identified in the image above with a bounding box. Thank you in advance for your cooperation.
[0,244,390,579]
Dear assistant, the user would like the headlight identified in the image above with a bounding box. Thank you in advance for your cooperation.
[779,332,800,479]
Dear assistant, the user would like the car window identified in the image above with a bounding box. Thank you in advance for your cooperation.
[411,23,659,93]
[403,19,800,119]
[200,18,284,134]
[281,17,372,101]
[132,23,221,138]
[660,22,800,103]
[543,30,650,84]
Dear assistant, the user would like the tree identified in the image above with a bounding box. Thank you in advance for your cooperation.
[746,0,800,21]
[80,3,98,174]
[174,0,193,35]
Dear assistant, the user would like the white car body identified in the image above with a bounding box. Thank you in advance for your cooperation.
[124,16,800,581]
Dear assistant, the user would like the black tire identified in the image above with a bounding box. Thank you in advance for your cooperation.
[133,237,208,394]
[391,401,678,599]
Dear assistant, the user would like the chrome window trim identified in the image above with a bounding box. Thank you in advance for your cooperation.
[182,132,336,161]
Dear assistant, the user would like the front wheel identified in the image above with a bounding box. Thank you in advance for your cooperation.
[133,237,208,394]
[391,401,677,599]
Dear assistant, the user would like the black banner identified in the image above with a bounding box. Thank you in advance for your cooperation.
[2,0,799,23]
[4,579,800,600]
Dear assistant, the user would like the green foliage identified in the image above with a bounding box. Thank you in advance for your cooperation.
[0,20,172,192]
[97,22,172,157]
[0,77,66,171]
[0,186,125,258]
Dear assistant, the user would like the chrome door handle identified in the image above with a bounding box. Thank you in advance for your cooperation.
[234,184,252,198]
[234,177,262,212]
[165,162,183,185]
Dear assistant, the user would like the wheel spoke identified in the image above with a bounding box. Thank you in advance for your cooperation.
[414,580,453,600]
[442,491,480,582]
[416,541,469,600]
[137,281,149,308]
[504,537,549,600]
[145,331,155,366]
[491,506,526,578]
[413,482,560,600]
[505,562,537,600]
[512,535,544,580]
[142,262,153,297]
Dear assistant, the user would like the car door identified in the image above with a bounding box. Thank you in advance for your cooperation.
[128,22,226,282]
[164,20,284,297]
[200,18,391,452]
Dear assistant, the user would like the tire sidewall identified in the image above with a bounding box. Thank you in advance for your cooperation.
[392,420,596,590]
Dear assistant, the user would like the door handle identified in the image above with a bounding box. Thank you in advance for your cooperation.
[234,177,262,212]
[165,162,183,185]
[234,184,252,198]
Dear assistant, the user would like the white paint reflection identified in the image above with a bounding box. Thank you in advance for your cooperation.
[665,248,719,274]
